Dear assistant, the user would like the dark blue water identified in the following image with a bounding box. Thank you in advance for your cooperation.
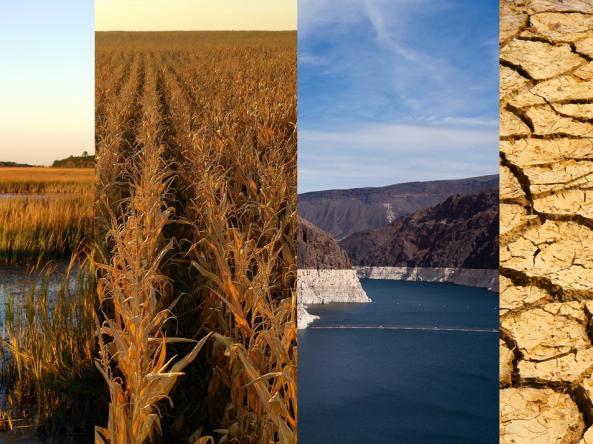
[298,279,499,444]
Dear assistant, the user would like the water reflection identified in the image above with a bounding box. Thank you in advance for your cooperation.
[0,193,79,200]
[0,262,73,322]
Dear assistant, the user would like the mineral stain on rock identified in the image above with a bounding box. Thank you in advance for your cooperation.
[500,1,593,442]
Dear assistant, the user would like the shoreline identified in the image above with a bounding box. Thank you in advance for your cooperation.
[297,269,372,305]
[298,267,499,329]
[297,268,371,329]
[356,266,499,292]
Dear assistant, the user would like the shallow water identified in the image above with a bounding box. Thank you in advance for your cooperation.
[0,261,78,443]
[298,279,499,444]
[0,262,76,333]
[0,193,78,200]
[0,193,81,200]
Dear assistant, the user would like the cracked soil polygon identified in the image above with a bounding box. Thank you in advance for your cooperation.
[500,1,593,441]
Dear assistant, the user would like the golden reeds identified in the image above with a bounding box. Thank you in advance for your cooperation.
[0,255,98,435]
[0,167,94,264]
[0,194,93,264]
[0,167,95,194]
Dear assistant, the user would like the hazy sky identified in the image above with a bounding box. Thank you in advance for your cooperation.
[299,0,499,193]
[0,1,94,165]
[96,0,297,31]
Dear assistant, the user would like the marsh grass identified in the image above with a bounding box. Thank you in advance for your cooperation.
[0,255,102,438]
[0,168,95,194]
[0,167,94,264]
[0,194,93,265]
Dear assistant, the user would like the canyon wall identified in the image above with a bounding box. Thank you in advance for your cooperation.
[299,175,498,240]
[341,189,499,271]
[298,269,372,305]
[356,266,499,292]
[297,217,370,329]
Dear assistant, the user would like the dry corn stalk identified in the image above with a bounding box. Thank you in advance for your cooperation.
[95,32,297,442]
[95,54,210,444]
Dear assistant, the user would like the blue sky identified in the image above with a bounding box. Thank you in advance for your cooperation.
[0,1,93,165]
[298,0,499,192]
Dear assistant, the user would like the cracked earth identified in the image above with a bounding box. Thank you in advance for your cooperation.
[500,1,593,442]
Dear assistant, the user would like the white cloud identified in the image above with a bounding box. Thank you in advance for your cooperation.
[299,52,329,65]
[297,121,498,192]
[437,116,499,128]
[300,0,444,74]
[298,0,364,36]
[298,155,497,192]
[300,121,497,154]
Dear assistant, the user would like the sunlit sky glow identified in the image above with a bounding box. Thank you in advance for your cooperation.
[0,1,94,165]
[96,0,296,31]
[299,0,499,192]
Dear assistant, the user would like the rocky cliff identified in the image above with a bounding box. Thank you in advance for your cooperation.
[298,217,352,269]
[298,269,371,305]
[341,189,499,269]
[356,267,499,291]
[297,217,370,329]
[298,174,498,240]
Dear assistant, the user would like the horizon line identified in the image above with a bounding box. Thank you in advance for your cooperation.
[95,29,297,33]
[298,172,500,195]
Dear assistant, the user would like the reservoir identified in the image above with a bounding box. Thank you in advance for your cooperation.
[298,279,499,444]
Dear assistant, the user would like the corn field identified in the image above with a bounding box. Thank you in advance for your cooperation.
[95,31,297,443]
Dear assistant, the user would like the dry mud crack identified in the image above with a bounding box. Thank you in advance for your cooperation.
[500,1,593,442]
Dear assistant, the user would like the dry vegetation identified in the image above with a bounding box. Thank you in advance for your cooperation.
[0,256,101,438]
[0,31,295,444]
[0,194,93,264]
[0,168,94,264]
[94,31,297,443]
[0,166,97,442]
[0,167,95,194]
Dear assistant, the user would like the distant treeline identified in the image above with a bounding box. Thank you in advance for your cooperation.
[0,161,35,167]
[52,154,95,168]
[1,154,95,168]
